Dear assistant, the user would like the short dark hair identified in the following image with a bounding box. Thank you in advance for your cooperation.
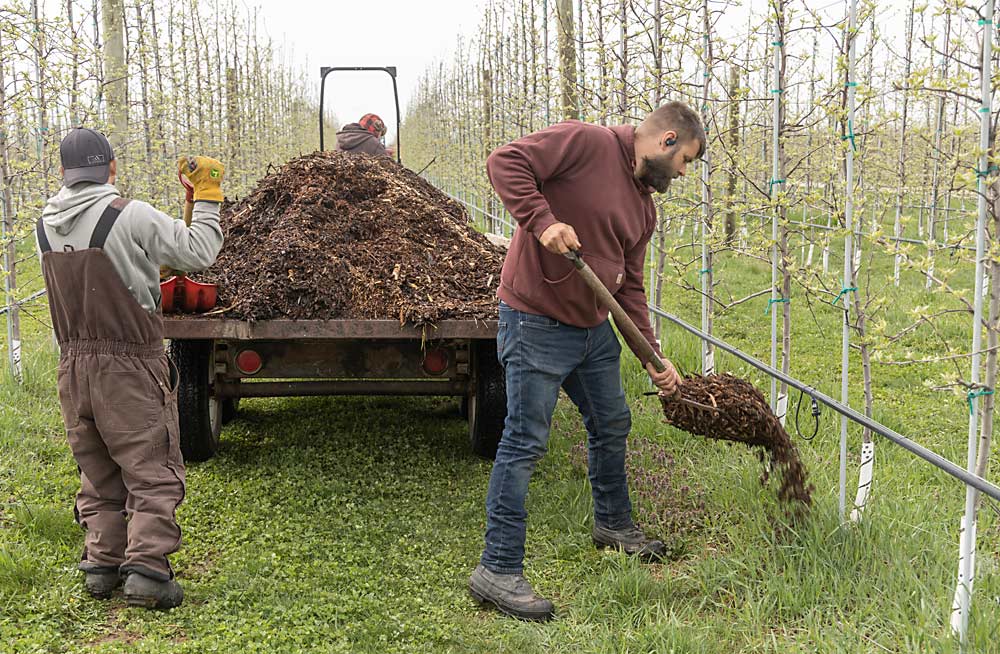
[646,102,706,158]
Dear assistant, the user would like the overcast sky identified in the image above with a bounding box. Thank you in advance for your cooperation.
[256,0,489,144]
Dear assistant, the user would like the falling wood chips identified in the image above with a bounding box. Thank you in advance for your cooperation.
[200,151,505,324]
[661,373,813,516]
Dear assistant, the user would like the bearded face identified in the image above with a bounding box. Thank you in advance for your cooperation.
[637,153,679,193]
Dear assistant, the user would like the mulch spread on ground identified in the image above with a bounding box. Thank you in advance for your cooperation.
[660,373,813,515]
[201,151,505,324]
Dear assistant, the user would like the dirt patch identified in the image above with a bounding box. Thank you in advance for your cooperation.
[87,605,143,648]
[200,151,505,325]
[88,630,144,647]
[660,373,813,516]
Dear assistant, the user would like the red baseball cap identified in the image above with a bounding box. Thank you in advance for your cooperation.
[359,113,387,138]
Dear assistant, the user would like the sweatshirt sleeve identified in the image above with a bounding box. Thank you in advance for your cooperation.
[615,223,664,363]
[485,121,593,238]
[127,200,223,272]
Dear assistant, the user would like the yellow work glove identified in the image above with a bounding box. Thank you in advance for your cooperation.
[177,156,225,203]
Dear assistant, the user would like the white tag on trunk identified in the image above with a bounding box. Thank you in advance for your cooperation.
[950,516,978,633]
[12,338,22,383]
[850,441,875,522]
[704,350,714,376]
[776,392,788,426]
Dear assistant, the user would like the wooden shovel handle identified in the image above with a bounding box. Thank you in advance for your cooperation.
[564,250,664,372]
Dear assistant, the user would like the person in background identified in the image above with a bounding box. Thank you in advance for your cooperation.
[335,113,396,158]
[468,102,706,621]
[36,127,225,609]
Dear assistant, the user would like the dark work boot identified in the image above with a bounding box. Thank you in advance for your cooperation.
[592,524,667,562]
[84,570,121,599]
[469,564,555,622]
[123,572,184,609]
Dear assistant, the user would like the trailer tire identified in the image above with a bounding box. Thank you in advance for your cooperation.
[167,339,222,462]
[468,340,507,460]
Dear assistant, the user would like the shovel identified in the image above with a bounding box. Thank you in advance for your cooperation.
[563,250,717,414]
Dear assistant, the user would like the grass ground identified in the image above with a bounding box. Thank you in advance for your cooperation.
[1,226,999,653]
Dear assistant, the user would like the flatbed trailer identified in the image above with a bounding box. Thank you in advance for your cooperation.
[163,317,506,462]
[163,65,507,463]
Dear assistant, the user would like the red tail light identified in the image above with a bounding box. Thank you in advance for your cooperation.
[235,349,263,375]
[422,348,449,375]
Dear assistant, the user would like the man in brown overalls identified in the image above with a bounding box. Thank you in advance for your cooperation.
[37,128,224,609]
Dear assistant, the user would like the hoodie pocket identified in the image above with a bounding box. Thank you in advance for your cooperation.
[582,253,627,297]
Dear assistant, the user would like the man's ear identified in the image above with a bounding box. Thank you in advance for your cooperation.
[108,159,117,183]
[662,130,678,148]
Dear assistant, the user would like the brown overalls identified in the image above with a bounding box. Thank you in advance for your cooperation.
[38,198,185,582]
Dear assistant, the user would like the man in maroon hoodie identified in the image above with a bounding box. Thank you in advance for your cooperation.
[468,102,706,621]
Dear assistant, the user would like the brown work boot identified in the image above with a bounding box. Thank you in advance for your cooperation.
[469,564,555,622]
[592,524,666,562]
[123,572,184,609]
[84,570,121,599]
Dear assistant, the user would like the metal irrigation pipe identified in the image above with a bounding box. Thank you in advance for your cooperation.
[0,288,46,316]
[647,304,1000,503]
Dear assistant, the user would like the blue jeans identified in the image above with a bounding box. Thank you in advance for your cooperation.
[480,302,634,574]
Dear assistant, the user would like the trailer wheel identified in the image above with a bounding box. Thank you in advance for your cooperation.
[468,340,507,460]
[167,339,222,462]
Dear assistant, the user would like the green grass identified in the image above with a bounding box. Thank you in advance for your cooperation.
[2,232,1000,653]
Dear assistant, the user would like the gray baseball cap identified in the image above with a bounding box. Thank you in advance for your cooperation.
[60,128,115,187]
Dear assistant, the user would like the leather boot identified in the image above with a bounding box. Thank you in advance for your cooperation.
[123,571,184,609]
[469,564,554,621]
[84,570,121,599]
[592,524,666,562]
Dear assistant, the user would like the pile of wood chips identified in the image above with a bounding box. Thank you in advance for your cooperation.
[201,151,505,324]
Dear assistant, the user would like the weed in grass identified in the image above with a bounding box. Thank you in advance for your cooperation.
[569,435,707,560]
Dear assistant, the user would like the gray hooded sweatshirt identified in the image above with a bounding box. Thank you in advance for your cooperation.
[38,183,223,313]
[335,123,389,156]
